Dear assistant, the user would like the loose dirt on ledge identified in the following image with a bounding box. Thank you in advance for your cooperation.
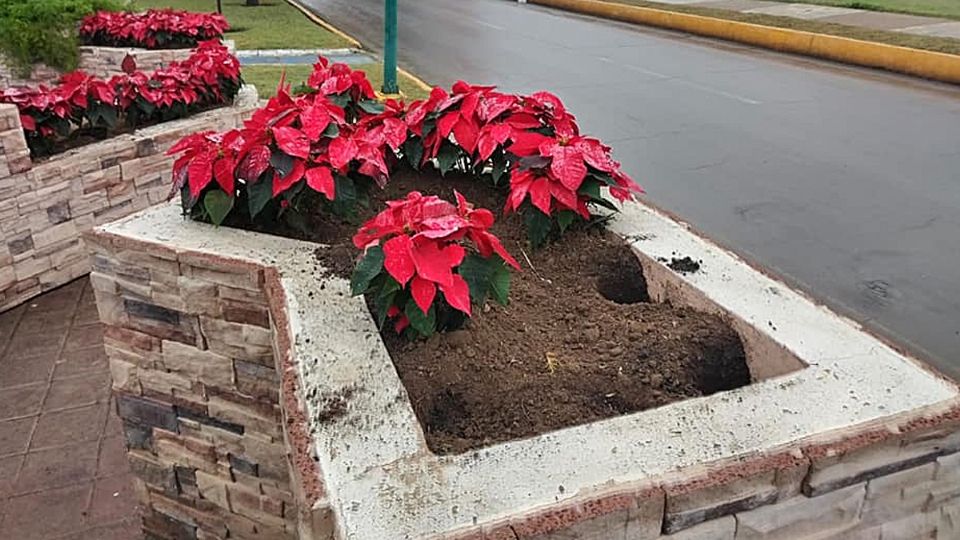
[296,168,751,454]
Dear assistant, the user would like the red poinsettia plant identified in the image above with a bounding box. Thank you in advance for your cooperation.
[403,81,643,246]
[80,9,229,49]
[168,64,402,228]
[0,71,117,155]
[1,41,241,157]
[350,191,520,337]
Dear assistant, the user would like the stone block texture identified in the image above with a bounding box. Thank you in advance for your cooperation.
[0,91,256,313]
[87,236,312,540]
[1,46,199,88]
[471,433,959,540]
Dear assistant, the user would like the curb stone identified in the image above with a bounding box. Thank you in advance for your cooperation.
[529,0,960,84]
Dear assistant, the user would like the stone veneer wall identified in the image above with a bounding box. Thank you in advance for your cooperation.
[0,86,257,312]
[86,232,329,540]
[0,45,210,88]
[451,421,960,539]
[86,204,960,539]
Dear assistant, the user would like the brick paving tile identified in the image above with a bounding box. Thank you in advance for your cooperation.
[0,483,93,539]
[54,346,109,380]
[98,435,132,478]
[1,351,57,387]
[30,403,108,449]
[0,417,34,456]
[0,382,45,419]
[44,371,111,412]
[0,279,144,539]
[13,440,100,495]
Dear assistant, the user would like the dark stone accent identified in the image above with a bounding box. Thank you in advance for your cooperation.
[124,298,181,325]
[175,406,244,435]
[175,466,197,491]
[143,508,197,540]
[117,393,179,433]
[123,421,154,451]
[222,303,270,328]
[137,138,158,157]
[100,156,121,169]
[803,450,945,497]
[8,233,34,256]
[45,201,71,224]
[235,360,280,401]
[663,491,778,534]
[129,456,178,496]
[229,454,259,477]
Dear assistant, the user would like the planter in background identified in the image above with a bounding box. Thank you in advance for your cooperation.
[0,41,236,88]
[87,200,960,539]
[0,84,258,312]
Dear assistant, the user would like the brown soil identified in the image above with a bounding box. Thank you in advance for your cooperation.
[298,168,751,454]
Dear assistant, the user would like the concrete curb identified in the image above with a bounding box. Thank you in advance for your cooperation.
[529,0,960,84]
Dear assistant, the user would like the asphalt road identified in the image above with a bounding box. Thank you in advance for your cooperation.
[301,0,960,380]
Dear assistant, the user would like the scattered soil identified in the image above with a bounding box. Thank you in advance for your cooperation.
[666,256,701,275]
[280,167,750,454]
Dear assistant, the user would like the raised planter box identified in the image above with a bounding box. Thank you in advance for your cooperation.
[0,84,258,312]
[0,42,234,88]
[87,200,960,539]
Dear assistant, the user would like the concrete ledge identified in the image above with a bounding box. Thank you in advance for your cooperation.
[529,0,960,85]
[90,198,960,539]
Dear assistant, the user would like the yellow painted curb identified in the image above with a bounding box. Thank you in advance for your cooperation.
[530,0,960,84]
[398,67,434,93]
[284,0,362,49]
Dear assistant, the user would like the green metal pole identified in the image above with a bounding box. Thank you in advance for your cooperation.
[383,0,399,94]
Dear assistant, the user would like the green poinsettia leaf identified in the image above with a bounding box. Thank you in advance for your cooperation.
[203,189,234,226]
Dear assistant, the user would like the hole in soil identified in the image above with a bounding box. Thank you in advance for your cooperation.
[596,249,650,305]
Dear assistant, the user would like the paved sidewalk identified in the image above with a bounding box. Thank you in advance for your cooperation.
[650,0,960,38]
[0,279,142,539]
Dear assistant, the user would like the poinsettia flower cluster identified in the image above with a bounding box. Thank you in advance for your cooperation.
[0,71,115,135]
[112,40,241,111]
[402,81,642,244]
[80,9,229,49]
[504,134,640,218]
[307,57,376,104]
[0,41,242,157]
[169,62,402,226]
[351,191,520,335]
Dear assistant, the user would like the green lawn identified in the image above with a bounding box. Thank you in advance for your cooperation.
[771,0,960,20]
[243,64,432,100]
[605,0,960,55]
[131,0,352,49]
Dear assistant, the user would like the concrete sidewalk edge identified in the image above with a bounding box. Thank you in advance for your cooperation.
[530,0,960,85]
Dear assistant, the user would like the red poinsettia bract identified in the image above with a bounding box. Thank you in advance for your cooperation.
[505,134,643,218]
[352,192,519,336]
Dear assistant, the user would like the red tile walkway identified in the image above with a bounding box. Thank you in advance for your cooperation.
[0,279,142,539]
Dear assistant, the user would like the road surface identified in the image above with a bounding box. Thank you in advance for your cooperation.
[301,0,960,380]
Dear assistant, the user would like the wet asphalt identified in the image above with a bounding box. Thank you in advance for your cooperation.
[300,0,960,380]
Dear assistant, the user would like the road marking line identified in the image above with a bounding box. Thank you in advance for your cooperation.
[466,17,507,31]
[672,78,762,104]
[623,63,670,79]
